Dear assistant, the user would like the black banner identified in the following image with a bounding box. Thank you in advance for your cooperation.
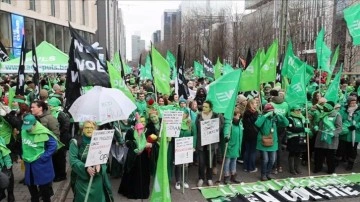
[69,24,109,88]
[245,48,252,69]
[0,41,10,62]
[15,35,26,96]
[203,54,214,78]
[32,37,40,98]
[177,44,189,99]
[276,54,283,83]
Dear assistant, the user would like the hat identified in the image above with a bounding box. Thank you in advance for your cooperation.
[334,103,341,109]
[43,85,50,90]
[263,103,274,112]
[22,114,37,130]
[237,94,247,103]
[39,89,48,98]
[53,84,61,91]
[347,96,357,103]
[179,98,187,104]
[291,105,302,111]
[264,83,271,88]
[147,99,155,106]
[48,97,61,107]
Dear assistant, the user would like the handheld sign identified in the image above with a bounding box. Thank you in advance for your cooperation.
[200,118,220,146]
[162,110,183,137]
[85,129,115,167]
[175,137,193,165]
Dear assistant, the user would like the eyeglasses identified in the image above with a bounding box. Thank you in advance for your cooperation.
[84,127,94,130]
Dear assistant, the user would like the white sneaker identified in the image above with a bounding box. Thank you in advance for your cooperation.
[249,168,258,173]
[197,179,204,187]
[175,182,181,190]
[207,180,214,186]
[183,182,189,189]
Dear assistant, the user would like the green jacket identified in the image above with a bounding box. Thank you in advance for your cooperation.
[270,100,289,117]
[255,114,289,151]
[0,116,12,144]
[225,121,243,158]
[135,100,147,116]
[69,137,114,202]
[339,106,360,143]
[0,137,12,170]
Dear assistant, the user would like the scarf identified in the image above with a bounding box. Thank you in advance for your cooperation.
[134,130,146,153]
[319,111,335,144]
[201,111,213,120]
[290,112,305,122]
[181,119,190,130]
[347,105,358,120]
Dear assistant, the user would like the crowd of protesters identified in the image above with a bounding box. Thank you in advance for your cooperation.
[0,72,359,201]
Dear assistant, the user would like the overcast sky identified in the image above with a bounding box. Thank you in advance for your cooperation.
[119,1,181,60]
[119,1,245,61]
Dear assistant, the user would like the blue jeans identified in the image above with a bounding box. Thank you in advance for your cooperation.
[224,158,237,176]
[243,140,257,171]
[260,151,276,177]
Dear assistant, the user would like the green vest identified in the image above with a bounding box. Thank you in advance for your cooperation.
[286,116,305,139]
[22,121,64,162]
[0,116,12,144]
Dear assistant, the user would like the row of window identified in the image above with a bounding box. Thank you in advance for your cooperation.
[1,0,86,25]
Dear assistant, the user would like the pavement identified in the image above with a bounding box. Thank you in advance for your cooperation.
[7,150,360,202]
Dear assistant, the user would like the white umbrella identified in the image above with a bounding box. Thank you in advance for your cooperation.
[69,86,136,124]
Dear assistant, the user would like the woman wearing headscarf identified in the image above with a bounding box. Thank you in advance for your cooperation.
[337,96,360,171]
[193,100,224,187]
[118,115,152,199]
[255,103,289,181]
[286,105,310,175]
[69,121,113,202]
[313,101,342,174]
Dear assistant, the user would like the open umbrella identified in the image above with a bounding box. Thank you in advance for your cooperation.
[69,86,136,124]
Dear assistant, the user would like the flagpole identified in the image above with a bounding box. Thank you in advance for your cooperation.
[304,62,311,177]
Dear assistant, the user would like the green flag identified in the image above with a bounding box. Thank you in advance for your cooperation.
[260,48,266,67]
[325,65,343,104]
[166,50,176,68]
[316,28,332,73]
[260,40,278,83]
[150,122,171,202]
[206,69,241,120]
[8,87,15,108]
[151,47,171,95]
[285,63,307,108]
[194,61,205,78]
[214,57,223,80]
[124,63,132,75]
[222,63,234,75]
[107,62,135,102]
[344,3,360,45]
[330,45,340,72]
[239,51,260,92]
[281,40,314,83]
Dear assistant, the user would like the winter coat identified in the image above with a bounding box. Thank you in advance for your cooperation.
[314,111,342,150]
[270,96,289,117]
[286,115,307,152]
[242,109,259,142]
[339,106,360,143]
[225,120,243,158]
[193,112,224,151]
[255,114,289,151]
[69,137,114,202]
[37,110,60,137]
[0,137,12,170]
[135,100,147,116]
[22,123,57,185]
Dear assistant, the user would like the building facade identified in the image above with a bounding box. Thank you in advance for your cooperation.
[152,30,161,44]
[0,0,97,56]
[131,34,145,61]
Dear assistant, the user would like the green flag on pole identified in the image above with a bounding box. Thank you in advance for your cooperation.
[285,63,307,108]
[222,63,234,75]
[194,61,205,78]
[316,28,332,73]
[239,51,260,92]
[260,40,278,83]
[344,3,360,45]
[107,61,135,102]
[330,45,340,72]
[166,50,177,80]
[150,122,171,202]
[260,48,266,67]
[214,57,223,80]
[151,46,171,95]
[325,65,343,104]
[206,69,241,120]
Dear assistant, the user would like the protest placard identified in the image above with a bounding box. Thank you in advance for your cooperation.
[85,129,115,167]
[200,118,220,146]
[162,110,183,137]
[175,137,193,165]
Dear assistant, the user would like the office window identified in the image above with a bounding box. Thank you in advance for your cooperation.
[82,0,85,25]
[29,0,35,11]
[68,0,72,21]
[50,0,55,16]
[1,0,11,4]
